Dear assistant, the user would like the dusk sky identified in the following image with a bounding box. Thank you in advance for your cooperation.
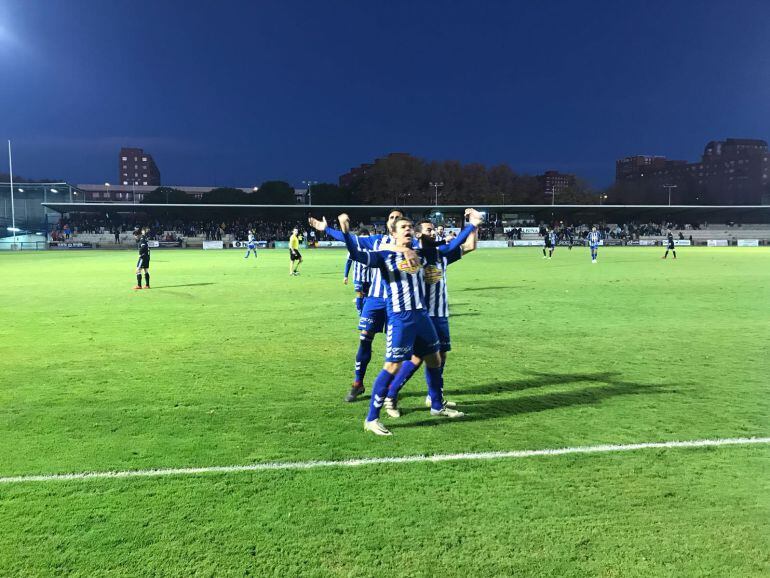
[1,0,769,188]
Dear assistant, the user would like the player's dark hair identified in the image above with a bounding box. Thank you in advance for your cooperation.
[416,219,433,232]
[358,228,370,236]
[388,208,404,218]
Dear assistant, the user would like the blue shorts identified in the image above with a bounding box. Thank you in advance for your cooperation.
[358,297,387,334]
[247,242,256,250]
[590,244,599,250]
[386,310,439,362]
[433,316,451,352]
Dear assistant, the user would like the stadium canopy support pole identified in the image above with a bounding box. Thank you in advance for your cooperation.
[8,140,16,242]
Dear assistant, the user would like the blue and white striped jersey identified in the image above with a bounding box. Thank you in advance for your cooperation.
[344,225,477,314]
[325,227,390,300]
[588,231,601,245]
[422,246,462,318]
[548,231,557,245]
[358,235,392,299]
[349,254,372,284]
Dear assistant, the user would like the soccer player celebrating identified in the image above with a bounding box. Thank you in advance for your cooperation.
[383,218,477,418]
[289,227,302,276]
[309,209,405,402]
[134,228,151,289]
[341,209,482,436]
[662,230,677,259]
[588,226,601,263]
[244,229,258,259]
[344,228,372,313]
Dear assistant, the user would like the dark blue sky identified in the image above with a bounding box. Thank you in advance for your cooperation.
[1,0,769,188]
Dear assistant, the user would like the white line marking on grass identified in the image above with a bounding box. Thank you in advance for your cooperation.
[1,437,768,485]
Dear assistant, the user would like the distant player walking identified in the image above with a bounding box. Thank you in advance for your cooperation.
[289,227,303,276]
[543,228,557,259]
[244,229,258,259]
[588,227,601,263]
[134,228,151,289]
[662,230,677,259]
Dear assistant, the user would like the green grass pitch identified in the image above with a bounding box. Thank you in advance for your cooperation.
[0,246,768,576]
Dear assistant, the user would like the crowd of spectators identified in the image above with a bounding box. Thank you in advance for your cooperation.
[49,213,711,247]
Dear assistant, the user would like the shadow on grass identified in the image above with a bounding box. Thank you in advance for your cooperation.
[399,370,621,399]
[456,285,524,292]
[449,312,481,318]
[153,283,217,289]
[392,370,670,428]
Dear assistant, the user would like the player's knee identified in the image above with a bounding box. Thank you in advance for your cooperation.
[383,361,400,374]
[424,352,442,368]
[410,354,422,365]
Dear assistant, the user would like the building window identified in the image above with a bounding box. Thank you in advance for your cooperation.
[143,181,147,185]
[121,156,127,161]
[143,174,147,178]
[93,192,100,199]
[142,157,147,162]
[123,181,128,185]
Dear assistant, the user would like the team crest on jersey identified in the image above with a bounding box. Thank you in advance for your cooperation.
[423,264,443,284]
[397,257,421,274]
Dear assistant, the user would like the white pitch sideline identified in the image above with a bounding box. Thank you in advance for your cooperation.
[1,437,768,485]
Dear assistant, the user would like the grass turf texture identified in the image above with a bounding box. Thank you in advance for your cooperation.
[0,247,768,576]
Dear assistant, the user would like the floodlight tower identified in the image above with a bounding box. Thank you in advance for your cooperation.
[429,181,444,205]
[663,184,677,206]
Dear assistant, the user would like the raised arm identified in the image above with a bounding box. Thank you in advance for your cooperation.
[462,224,478,254]
[308,215,381,248]
[438,209,483,255]
[339,214,384,267]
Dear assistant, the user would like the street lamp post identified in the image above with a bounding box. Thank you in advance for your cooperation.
[7,140,16,242]
[663,184,677,206]
[302,180,317,205]
[105,183,111,205]
[429,181,444,205]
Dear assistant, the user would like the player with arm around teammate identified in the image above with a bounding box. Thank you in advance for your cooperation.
[382,216,480,418]
[341,211,480,435]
